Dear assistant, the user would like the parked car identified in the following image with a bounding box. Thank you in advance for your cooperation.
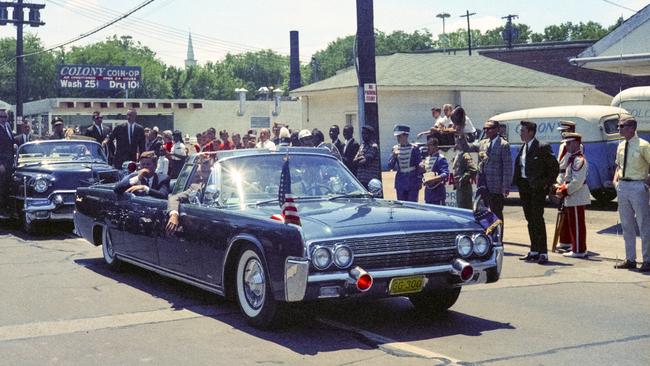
[74,148,503,328]
[4,139,119,233]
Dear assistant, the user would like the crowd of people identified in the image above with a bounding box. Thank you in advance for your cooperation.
[389,104,649,272]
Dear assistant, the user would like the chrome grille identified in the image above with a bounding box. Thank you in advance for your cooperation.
[311,231,479,270]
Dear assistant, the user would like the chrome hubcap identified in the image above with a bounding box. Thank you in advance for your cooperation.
[243,258,265,310]
[105,231,115,259]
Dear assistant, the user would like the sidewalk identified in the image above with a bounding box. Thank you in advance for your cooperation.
[380,171,642,262]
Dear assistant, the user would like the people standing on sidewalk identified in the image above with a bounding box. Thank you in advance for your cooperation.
[514,121,559,265]
[420,136,448,205]
[388,124,422,202]
[553,133,589,258]
[451,134,477,209]
[613,114,650,272]
[353,125,381,190]
[555,120,580,251]
[466,120,513,228]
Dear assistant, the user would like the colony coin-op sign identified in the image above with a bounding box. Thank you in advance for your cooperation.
[56,65,142,90]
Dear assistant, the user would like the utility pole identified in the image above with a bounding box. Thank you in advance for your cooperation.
[501,14,519,49]
[459,10,476,56]
[0,1,46,124]
[436,12,450,52]
[356,0,381,179]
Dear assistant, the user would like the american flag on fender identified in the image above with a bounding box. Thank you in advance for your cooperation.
[278,158,301,226]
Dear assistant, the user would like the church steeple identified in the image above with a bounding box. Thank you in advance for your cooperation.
[185,32,197,68]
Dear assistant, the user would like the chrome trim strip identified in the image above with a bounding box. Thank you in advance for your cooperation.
[307,249,500,283]
[305,228,483,248]
[353,246,456,258]
[284,257,309,302]
[118,254,225,296]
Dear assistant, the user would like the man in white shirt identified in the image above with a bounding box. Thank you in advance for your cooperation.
[256,128,276,149]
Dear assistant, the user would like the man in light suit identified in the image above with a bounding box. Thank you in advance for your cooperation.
[466,120,513,225]
[103,108,145,169]
[114,151,170,199]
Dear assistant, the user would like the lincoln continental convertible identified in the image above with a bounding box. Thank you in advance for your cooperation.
[74,148,503,328]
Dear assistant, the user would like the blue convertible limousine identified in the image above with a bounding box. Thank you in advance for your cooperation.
[74,148,503,328]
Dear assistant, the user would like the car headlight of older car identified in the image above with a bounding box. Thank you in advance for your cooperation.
[333,244,353,268]
[456,235,473,258]
[472,233,491,256]
[33,178,50,193]
[312,246,333,270]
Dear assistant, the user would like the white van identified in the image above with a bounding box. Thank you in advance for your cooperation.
[611,86,650,129]
[489,105,630,203]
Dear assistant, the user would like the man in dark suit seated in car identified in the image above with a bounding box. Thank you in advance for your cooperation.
[165,154,215,235]
[114,151,170,199]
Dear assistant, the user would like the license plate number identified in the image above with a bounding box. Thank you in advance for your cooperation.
[388,276,424,295]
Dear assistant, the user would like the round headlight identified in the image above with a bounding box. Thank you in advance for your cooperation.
[333,245,353,268]
[456,235,473,257]
[473,234,491,256]
[34,178,49,193]
[312,246,332,270]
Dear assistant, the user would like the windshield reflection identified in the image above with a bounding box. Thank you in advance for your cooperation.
[210,154,366,207]
[18,141,107,164]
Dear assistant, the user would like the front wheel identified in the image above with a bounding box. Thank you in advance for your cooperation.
[408,287,461,314]
[235,245,285,329]
[102,227,122,271]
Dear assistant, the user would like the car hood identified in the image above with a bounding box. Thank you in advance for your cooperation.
[16,162,118,190]
[250,198,482,242]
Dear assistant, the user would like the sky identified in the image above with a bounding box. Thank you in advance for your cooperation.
[0,0,648,67]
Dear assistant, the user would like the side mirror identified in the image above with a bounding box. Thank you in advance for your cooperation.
[204,184,221,206]
[367,178,383,197]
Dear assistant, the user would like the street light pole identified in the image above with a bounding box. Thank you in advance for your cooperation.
[436,12,450,52]
[460,10,476,56]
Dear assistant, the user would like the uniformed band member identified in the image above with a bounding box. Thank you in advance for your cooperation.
[553,133,589,258]
[420,136,449,205]
[613,114,650,272]
[388,124,422,202]
[555,120,579,251]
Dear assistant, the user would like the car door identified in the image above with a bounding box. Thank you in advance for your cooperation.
[119,194,166,264]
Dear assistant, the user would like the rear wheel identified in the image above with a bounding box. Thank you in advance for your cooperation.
[102,227,122,271]
[408,288,461,314]
[235,244,284,329]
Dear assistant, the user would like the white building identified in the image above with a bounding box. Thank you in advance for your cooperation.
[20,98,302,137]
[291,52,600,166]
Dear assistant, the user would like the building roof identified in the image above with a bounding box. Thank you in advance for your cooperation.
[572,4,650,75]
[292,53,592,94]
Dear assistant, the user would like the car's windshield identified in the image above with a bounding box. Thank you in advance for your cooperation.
[18,141,107,164]
[207,154,366,207]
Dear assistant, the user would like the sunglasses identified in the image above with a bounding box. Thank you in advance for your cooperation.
[483,126,497,130]
[617,124,632,129]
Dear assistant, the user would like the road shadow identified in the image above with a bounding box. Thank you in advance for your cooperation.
[74,257,513,355]
[0,220,76,241]
[598,222,640,237]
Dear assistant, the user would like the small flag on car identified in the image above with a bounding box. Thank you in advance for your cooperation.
[278,158,301,226]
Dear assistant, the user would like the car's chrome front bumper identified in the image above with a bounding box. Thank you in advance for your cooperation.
[284,246,504,302]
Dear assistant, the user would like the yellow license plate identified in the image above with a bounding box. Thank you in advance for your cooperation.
[388,276,425,295]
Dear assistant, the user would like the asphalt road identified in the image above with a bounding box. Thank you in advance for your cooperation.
[1,207,649,366]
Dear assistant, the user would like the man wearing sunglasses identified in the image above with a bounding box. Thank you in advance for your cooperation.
[613,114,650,272]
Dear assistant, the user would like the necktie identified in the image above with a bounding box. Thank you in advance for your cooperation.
[622,141,628,179]
[128,124,132,145]
[97,125,103,139]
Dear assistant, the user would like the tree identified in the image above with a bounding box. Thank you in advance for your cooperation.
[0,34,57,104]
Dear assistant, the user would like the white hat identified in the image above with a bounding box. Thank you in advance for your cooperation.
[298,129,312,139]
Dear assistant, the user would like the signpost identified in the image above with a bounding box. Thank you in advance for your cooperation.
[56,65,142,90]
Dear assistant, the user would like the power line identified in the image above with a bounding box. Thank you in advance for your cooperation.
[602,0,639,12]
[19,0,157,59]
